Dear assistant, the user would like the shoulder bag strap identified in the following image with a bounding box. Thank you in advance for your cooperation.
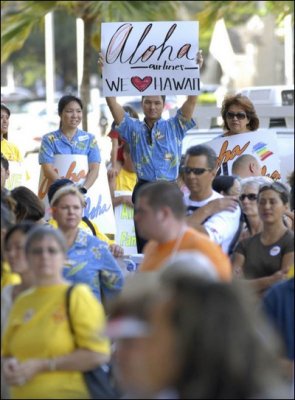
[82,216,97,236]
[65,284,77,346]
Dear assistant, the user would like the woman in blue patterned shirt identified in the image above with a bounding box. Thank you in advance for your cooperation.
[50,185,124,304]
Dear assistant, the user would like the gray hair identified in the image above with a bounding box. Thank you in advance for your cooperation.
[240,176,273,191]
[25,225,67,255]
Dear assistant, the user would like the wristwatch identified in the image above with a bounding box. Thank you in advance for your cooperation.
[79,186,88,194]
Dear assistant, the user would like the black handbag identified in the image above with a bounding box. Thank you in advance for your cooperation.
[65,285,120,399]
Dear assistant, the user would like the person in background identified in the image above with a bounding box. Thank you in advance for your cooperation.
[232,154,262,178]
[232,182,294,295]
[238,176,272,243]
[183,144,241,255]
[109,143,137,209]
[107,263,290,399]
[262,265,294,383]
[39,95,100,193]
[135,181,232,282]
[2,222,36,333]
[2,226,110,399]
[212,174,241,196]
[47,178,124,257]
[107,105,139,180]
[99,51,203,253]
[10,186,47,224]
[220,93,260,136]
[1,153,10,191]
[1,104,23,162]
[50,185,124,303]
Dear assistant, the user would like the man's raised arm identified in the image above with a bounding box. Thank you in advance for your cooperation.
[180,50,203,121]
[106,97,125,125]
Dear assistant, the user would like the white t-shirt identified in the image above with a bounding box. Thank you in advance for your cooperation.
[184,190,241,254]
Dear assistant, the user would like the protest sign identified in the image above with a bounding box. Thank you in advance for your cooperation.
[114,191,137,254]
[38,154,116,235]
[203,130,281,180]
[101,21,199,96]
[5,161,26,190]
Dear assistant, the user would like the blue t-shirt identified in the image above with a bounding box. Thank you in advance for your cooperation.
[116,110,195,181]
[39,129,101,164]
[63,229,124,301]
[262,278,294,360]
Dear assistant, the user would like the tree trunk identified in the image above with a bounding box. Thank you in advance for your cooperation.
[80,17,94,131]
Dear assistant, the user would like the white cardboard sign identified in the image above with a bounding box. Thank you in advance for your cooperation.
[38,154,116,235]
[5,161,26,190]
[203,130,281,180]
[114,191,137,255]
[101,21,200,96]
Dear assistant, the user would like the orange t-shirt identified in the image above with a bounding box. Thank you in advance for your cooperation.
[138,227,232,282]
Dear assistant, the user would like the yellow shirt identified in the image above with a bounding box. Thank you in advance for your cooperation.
[116,168,137,192]
[1,138,23,161]
[1,261,21,289]
[48,218,113,245]
[2,283,110,399]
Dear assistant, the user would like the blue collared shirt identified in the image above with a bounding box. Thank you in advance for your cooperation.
[63,229,124,301]
[39,129,101,164]
[117,110,195,181]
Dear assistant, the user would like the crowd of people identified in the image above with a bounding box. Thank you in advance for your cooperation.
[1,48,294,399]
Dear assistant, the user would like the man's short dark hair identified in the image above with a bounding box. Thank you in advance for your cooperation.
[185,145,217,170]
[142,95,166,104]
[137,181,186,219]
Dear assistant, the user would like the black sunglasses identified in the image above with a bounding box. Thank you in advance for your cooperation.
[182,167,211,175]
[226,112,247,120]
[239,193,258,201]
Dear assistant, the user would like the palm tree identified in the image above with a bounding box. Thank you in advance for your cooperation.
[1,0,180,130]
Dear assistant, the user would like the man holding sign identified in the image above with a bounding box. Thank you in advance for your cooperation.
[100,21,202,252]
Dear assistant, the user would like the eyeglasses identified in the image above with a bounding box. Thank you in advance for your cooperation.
[239,193,258,201]
[226,112,247,120]
[28,247,62,256]
[182,167,212,175]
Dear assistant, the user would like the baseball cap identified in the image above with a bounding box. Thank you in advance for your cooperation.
[47,178,74,203]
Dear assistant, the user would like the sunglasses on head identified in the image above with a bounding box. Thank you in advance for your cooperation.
[239,193,258,201]
[226,112,247,120]
[182,167,212,175]
[259,182,287,195]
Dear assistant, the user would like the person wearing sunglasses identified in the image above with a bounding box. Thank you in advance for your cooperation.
[232,181,294,295]
[220,94,259,136]
[237,176,273,244]
[183,144,241,255]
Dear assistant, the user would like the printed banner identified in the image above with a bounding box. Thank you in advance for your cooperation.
[5,161,26,190]
[38,154,116,235]
[203,130,281,180]
[114,191,137,254]
[101,21,199,96]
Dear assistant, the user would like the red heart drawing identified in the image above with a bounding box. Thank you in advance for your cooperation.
[131,76,152,92]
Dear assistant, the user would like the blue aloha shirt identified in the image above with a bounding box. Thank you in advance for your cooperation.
[116,109,195,181]
[63,229,124,301]
[38,128,101,164]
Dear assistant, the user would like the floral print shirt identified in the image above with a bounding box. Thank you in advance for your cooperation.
[63,229,124,302]
[116,110,195,181]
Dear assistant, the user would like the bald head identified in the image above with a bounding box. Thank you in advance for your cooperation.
[232,154,261,178]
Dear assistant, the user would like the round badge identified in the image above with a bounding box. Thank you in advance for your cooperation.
[269,246,281,256]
